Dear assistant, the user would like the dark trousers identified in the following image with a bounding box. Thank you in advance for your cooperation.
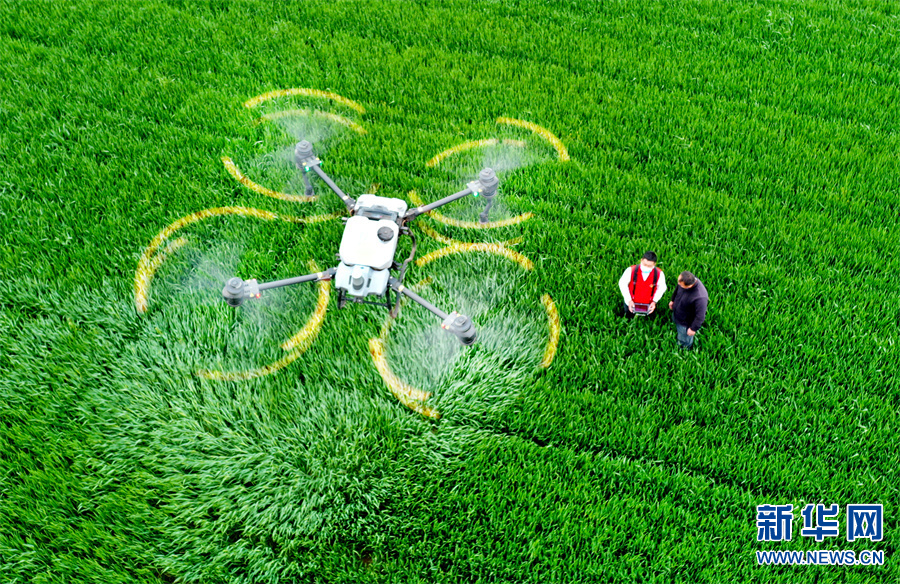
[672,314,695,349]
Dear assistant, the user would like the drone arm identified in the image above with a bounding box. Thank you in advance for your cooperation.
[310,165,355,211]
[388,277,448,320]
[257,266,338,292]
[223,268,338,307]
[387,277,477,345]
[404,187,473,221]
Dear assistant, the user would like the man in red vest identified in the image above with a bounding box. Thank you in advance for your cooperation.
[618,251,668,318]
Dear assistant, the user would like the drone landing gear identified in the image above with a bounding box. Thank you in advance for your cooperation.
[387,278,476,345]
[479,197,495,224]
[336,288,395,311]
[301,171,315,199]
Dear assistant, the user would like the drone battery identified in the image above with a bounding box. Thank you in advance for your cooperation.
[335,263,390,297]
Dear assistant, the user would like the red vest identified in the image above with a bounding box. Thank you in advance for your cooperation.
[628,266,659,304]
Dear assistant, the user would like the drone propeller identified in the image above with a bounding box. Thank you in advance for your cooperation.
[386,277,476,345]
[261,109,348,145]
[229,106,367,203]
[293,140,357,210]
[222,268,337,307]
[404,167,499,224]
[426,137,551,224]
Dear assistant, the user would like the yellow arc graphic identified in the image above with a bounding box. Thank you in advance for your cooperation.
[417,222,522,248]
[136,237,189,305]
[258,109,367,135]
[415,242,535,271]
[427,139,498,168]
[426,138,527,168]
[243,88,366,114]
[222,157,320,203]
[540,294,560,368]
[368,278,438,418]
[368,338,439,418]
[496,117,569,161]
[408,190,533,230]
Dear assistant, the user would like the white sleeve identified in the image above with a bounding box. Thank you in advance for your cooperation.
[652,271,667,303]
[618,267,633,302]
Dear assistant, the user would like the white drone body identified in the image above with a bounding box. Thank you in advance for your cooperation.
[335,195,408,298]
[221,140,494,345]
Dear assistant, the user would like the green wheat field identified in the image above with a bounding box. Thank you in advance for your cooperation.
[1,1,898,582]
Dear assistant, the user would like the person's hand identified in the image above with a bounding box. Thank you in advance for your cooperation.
[687,328,696,337]
[627,300,635,313]
[668,301,673,310]
[649,301,657,314]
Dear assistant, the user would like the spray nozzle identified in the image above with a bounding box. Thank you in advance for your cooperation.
[478,168,499,199]
[294,140,317,171]
[441,311,477,345]
[222,277,260,307]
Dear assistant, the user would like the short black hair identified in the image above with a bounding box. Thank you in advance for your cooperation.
[679,271,697,286]
[641,251,657,263]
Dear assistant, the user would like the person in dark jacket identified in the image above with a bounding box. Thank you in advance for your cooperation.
[667,271,708,349]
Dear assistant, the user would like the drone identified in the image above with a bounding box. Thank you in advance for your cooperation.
[221,140,502,345]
